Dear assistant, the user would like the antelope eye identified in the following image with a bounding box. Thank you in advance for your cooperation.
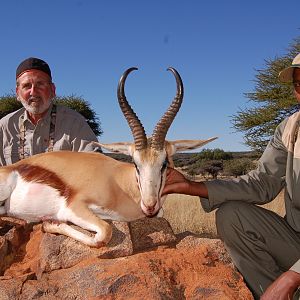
[161,160,168,172]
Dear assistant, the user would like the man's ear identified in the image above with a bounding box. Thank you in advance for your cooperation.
[16,90,21,103]
[51,82,56,98]
[16,86,20,101]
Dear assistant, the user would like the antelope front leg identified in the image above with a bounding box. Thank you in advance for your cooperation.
[44,200,112,248]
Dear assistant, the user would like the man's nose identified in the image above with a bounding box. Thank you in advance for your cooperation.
[29,85,38,95]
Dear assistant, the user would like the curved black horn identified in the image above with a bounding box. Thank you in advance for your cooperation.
[117,67,147,151]
[151,67,184,150]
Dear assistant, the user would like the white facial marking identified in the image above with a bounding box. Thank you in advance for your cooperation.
[133,150,168,216]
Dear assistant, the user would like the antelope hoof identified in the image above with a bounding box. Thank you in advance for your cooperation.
[95,226,112,247]
[42,220,61,232]
[95,241,108,248]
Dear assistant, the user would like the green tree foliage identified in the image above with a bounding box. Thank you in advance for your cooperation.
[200,160,223,179]
[231,37,300,152]
[181,149,258,178]
[0,94,102,136]
[0,95,22,119]
[182,148,232,179]
[223,158,256,177]
[193,148,233,161]
[184,159,223,179]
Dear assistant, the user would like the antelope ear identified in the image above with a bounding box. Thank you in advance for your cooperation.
[166,137,218,155]
[94,142,135,156]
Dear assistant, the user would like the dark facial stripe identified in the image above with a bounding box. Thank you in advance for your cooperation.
[14,164,73,200]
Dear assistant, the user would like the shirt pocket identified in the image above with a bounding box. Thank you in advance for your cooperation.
[3,145,20,165]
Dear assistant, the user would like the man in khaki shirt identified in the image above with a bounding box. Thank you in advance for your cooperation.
[0,57,99,166]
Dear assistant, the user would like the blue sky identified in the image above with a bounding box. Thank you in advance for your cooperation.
[0,1,299,151]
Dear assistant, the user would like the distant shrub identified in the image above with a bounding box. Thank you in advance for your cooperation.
[200,160,223,179]
[223,158,256,177]
[173,153,198,168]
[193,148,233,161]
[185,160,223,179]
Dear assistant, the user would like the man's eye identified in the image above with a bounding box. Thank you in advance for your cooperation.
[20,81,49,90]
[22,84,31,89]
[293,82,300,87]
[36,82,48,88]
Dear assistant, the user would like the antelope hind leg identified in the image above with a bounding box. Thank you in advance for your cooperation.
[45,200,113,247]
[0,171,18,216]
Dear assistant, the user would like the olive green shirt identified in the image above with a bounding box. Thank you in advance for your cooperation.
[0,104,99,166]
[202,111,300,273]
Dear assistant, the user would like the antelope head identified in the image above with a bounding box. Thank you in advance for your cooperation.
[98,67,216,217]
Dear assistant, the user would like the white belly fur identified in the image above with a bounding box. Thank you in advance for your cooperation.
[88,204,163,221]
[88,204,142,222]
[5,176,66,222]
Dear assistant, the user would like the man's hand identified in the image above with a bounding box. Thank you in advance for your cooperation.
[261,270,300,300]
[162,168,208,198]
[162,168,191,195]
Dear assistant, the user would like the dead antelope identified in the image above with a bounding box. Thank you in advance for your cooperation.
[0,67,216,247]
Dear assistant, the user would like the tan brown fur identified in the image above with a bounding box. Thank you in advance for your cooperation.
[13,164,74,200]
[13,151,141,209]
[0,137,216,247]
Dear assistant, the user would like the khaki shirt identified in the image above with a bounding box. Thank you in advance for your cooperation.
[0,104,99,166]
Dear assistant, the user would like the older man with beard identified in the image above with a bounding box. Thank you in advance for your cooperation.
[0,57,99,166]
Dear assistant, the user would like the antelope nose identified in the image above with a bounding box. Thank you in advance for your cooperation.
[146,206,160,218]
[148,205,155,212]
[145,205,156,215]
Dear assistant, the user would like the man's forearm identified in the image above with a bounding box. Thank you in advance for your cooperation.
[261,270,300,299]
[188,181,208,198]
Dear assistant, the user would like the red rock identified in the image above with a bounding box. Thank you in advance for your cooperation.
[0,216,253,299]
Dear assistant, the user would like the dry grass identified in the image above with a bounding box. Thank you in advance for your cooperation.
[163,188,286,238]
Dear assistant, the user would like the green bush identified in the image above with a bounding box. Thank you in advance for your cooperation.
[184,159,223,179]
[0,95,22,119]
[223,158,257,177]
[193,148,233,161]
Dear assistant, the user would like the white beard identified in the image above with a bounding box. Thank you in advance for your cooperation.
[18,96,52,115]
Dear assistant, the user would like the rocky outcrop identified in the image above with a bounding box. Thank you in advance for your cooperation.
[0,217,253,300]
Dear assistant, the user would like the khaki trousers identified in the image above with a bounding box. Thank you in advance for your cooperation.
[216,201,300,299]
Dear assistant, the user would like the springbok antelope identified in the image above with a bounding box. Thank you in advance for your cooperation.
[0,67,216,247]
